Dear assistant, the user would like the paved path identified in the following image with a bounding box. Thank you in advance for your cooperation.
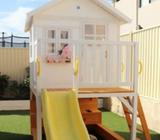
[0,100,29,110]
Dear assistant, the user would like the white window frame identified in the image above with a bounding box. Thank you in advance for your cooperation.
[46,27,72,55]
[139,0,151,8]
[83,23,108,41]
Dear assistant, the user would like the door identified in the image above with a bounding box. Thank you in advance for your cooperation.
[80,23,110,86]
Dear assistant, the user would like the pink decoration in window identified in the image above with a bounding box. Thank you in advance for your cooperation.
[46,45,72,63]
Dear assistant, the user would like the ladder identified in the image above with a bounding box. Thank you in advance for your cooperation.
[121,96,151,140]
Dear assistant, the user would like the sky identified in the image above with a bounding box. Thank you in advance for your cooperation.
[0,0,112,36]
[0,0,49,36]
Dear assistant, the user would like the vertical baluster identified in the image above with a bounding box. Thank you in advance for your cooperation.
[133,42,138,92]
[94,44,98,83]
[126,45,131,83]
[108,45,112,84]
[85,44,91,83]
[81,44,84,84]
[91,44,95,84]
[86,44,90,84]
[72,43,76,89]
[117,44,121,85]
[104,45,107,83]
[79,44,83,83]
[105,45,109,83]
[100,45,105,83]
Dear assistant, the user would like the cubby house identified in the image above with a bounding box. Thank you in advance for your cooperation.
[25,0,131,91]
[25,0,151,140]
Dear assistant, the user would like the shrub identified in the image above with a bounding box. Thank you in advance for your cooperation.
[0,67,30,100]
[19,78,30,99]
[25,67,29,78]
[3,80,19,99]
[18,67,30,99]
[0,73,10,96]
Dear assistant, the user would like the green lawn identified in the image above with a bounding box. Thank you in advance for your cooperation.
[0,110,159,140]
[102,112,160,140]
[0,111,31,140]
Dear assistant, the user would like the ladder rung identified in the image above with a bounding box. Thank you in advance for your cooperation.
[124,110,140,117]
[124,110,131,114]
[129,125,144,133]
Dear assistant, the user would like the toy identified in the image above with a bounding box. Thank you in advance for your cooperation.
[60,45,72,62]
[46,45,71,63]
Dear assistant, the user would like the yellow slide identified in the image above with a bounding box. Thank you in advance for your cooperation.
[41,90,90,140]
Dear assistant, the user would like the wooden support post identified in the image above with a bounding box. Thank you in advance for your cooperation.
[30,92,37,140]
[122,96,151,140]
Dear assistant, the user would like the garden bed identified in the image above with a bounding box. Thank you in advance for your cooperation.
[0,67,30,100]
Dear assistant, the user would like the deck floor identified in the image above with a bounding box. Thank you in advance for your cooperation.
[47,87,134,94]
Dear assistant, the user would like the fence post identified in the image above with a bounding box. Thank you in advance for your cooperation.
[24,41,26,48]
[2,32,5,47]
[11,34,13,47]
[129,32,133,42]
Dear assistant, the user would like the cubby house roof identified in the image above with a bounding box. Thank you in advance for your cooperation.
[25,0,131,32]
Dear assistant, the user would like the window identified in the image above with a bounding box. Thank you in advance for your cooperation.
[48,43,55,53]
[139,0,151,7]
[61,31,69,39]
[47,29,70,54]
[104,0,120,6]
[84,24,106,41]
[48,30,55,39]
[48,30,56,53]
[46,28,72,63]
[60,30,69,51]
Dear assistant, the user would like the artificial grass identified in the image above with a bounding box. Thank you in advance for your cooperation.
[0,110,31,140]
[0,110,159,140]
[102,112,160,140]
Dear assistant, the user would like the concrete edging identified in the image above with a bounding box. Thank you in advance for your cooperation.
[0,100,30,111]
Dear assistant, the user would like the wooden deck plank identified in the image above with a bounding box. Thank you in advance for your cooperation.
[79,87,134,93]
[47,87,134,94]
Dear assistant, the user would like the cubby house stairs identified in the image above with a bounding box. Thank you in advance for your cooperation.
[121,96,151,140]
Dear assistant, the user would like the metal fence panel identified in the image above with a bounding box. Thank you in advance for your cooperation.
[0,48,29,83]
[120,26,160,100]
[0,34,29,48]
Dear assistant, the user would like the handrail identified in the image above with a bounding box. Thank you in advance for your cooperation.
[37,58,41,77]
[74,58,79,77]
[47,39,137,46]
[138,61,143,75]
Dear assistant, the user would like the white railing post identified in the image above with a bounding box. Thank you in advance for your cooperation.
[72,43,76,89]
[130,42,138,140]
[133,42,139,92]
[117,44,121,84]
[126,45,131,82]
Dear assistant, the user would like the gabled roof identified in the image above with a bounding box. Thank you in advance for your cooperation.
[25,0,131,32]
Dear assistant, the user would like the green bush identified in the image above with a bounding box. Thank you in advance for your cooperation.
[0,67,30,100]
[18,67,30,99]
[18,78,30,99]
[0,73,10,96]
[5,80,19,98]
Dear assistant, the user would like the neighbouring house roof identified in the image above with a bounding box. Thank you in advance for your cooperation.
[25,0,131,32]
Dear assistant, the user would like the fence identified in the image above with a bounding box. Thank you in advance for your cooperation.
[0,32,29,48]
[0,48,29,83]
[120,25,160,100]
